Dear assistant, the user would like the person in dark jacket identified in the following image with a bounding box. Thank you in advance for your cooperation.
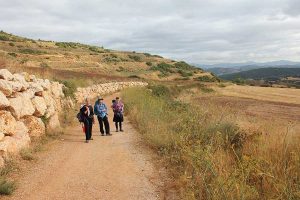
[80,98,95,143]
[94,97,111,136]
[112,97,124,132]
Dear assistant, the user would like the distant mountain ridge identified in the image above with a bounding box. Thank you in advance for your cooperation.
[197,60,300,76]
[220,67,300,80]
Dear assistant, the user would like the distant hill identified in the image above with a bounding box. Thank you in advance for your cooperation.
[220,67,300,80]
[0,31,212,83]
[201,60,300,69]
[207,64,300,76]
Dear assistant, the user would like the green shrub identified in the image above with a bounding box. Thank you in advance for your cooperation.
[195,75,218,82]
[200,87,215,93]
[20,148,34,161]
[19,48,46,55]
[0,34,10,41]
[150,62,173,76]
[174,61,194,70]
[178,69,193,77]
[0,177,15,195]
[55,42,78,48]
[148,84,171,97]
[8,42,15,46]
[128,55,141,62]
[233,77,246,85]
[144,53,151,57]
[62,79,77,99]
[89,46,104,53]
[146,62,152,66]
[40,62,49,68]
[8,52,17,57]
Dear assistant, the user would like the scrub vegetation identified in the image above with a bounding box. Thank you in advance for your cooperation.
[122,86,300,200]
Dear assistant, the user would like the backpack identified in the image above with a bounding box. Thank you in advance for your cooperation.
[76,108,84,123]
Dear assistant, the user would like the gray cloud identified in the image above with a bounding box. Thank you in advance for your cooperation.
[1,0,300,64]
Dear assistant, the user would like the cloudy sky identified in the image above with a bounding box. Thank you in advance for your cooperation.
[1,0,300,64]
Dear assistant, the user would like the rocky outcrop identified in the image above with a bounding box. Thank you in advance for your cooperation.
[0,69,66,167]
[0,91,10,108]
[75,81,148,103]
[21,116,46,138]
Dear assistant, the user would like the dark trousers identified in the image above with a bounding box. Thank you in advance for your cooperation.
[84,118,93,140]
[115,122,122,130]
[97,115,110,134]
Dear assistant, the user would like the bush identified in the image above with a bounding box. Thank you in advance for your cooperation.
[144,53,151,57]
[150,62,173,76]
[195,75,218,82]
[40,62,49,68]
[89,46,104,53]
[8,42,15,46]
[8,53,17,57]
[0,34,10,41]
[62,79,77,99]
[149,84,171,97]
[19,48,46,55]
[20,148,34,160]
[146,62,152,66]
[178,69,193,77]
[55,42,78,48]
[174,61,194,70]
[0,177,15,195]
[128,55,141,62]
[232,77,246,85]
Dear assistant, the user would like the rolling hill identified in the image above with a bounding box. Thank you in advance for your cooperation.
[0,31,212,84]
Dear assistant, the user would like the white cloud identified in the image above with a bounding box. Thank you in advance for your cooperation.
[0,0,300,64]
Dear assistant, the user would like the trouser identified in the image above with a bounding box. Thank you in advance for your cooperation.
[97,115,110,134]
[84,118,93,140]
[115,122,122,131]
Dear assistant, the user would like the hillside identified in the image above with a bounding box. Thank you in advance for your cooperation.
[0,31,212,84]
[220,67,300,80]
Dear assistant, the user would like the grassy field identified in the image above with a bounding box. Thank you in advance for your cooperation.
[214,84,300,105]
[122,85,300,200]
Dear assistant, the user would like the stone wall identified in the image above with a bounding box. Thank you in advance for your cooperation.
[75,81,148,103]
[0,69,67,167]
[0,69,148,167]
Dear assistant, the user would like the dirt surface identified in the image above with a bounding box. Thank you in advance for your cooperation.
[3,94,162,200]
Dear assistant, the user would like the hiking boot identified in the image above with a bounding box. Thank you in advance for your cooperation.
[101,133,104,136]
[106,133,112,136]
[116,129,119,132]
[85,140,89,143]
[90,137,94,140]
[120,129,124,132]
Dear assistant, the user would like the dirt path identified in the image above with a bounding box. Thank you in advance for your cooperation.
[4,93,162,200]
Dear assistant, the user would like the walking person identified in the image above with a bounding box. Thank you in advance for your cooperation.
[112,97,124,132]
[80,98,95,143]
[94,97,111,136]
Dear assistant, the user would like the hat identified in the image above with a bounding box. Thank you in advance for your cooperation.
[98,96,104,100]
[116,97,120,99]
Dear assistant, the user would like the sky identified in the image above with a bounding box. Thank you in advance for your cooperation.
[1,0,300,64]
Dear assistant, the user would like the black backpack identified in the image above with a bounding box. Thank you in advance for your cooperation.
[76,108,84,123]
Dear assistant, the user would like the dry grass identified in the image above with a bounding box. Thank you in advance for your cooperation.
[214,84,300,105]
[122,87,300,200]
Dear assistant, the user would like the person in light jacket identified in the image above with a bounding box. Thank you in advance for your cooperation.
[94,97,111,136]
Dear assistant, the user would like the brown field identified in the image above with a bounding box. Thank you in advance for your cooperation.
[214,84,300,105]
